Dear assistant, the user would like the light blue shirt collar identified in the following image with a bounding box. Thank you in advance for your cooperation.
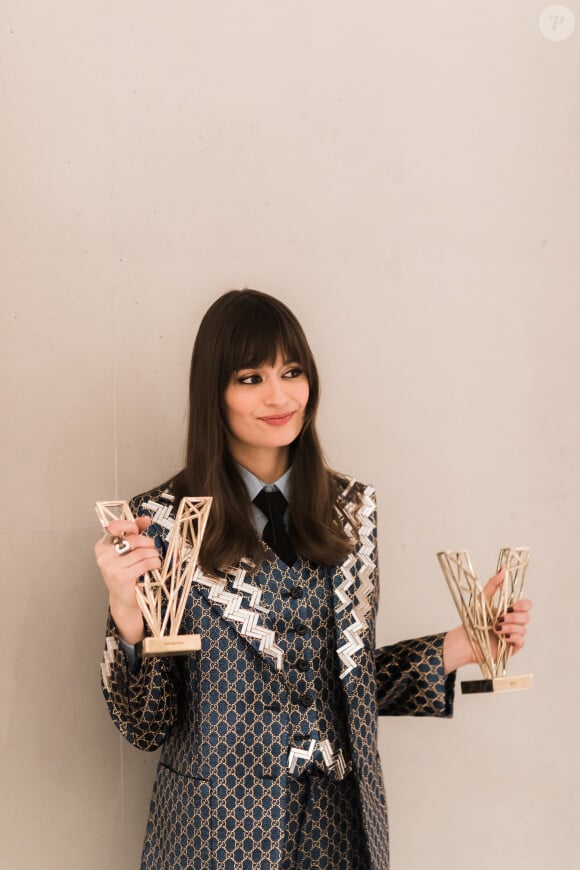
[237,463,292,500]
[236,463,292,534]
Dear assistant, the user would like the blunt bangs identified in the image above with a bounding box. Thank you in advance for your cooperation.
[216,291,316,390]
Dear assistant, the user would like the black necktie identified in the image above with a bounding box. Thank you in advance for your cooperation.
[253,488,296,566]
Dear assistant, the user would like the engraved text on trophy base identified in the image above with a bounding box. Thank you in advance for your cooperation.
[141,635,202,657]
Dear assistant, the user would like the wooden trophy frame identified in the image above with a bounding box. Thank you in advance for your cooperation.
[95,497,212,657]
[437,547,532,694]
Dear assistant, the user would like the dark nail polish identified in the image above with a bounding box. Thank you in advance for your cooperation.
[497,616,505,623]
[505,633,511,639]
[507,606,514,613]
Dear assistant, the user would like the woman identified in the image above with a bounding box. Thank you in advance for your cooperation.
[96,289,531,870]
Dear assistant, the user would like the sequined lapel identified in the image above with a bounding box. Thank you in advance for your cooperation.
[332,481,377,680]
[191,563,285,671]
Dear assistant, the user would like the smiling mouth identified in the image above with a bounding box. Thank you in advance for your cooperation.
[259,413,295,426]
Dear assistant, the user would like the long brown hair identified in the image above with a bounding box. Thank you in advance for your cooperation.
[172,289,355,571]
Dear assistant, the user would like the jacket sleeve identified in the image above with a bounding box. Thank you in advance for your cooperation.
[99,494,180,751]
[375,634,456,717]
[100,615,179,750]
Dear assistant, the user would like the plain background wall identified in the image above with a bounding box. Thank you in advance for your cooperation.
[1,2,579,868]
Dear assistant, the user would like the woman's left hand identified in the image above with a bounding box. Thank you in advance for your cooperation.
[483,568,533,654]
[443,568,533,673]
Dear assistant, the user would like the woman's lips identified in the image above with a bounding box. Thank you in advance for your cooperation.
[259,412,295,426]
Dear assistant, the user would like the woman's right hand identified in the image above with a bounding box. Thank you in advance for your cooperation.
[95,516,161,644]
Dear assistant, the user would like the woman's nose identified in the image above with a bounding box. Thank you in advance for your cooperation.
[264,376,286,405]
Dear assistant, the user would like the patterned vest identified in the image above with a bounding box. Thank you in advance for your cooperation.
[256,554,351,780]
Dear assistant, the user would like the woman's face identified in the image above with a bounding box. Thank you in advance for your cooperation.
[223,351,309,470]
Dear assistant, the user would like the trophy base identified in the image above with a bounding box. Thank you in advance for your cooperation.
[461,674,533,694]
[141,635,202,658]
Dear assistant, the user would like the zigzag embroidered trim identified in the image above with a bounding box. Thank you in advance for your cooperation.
[336,483,376,679]
[142,492,175,535]
[101,636,119,693]
[193,565,285,670]
[287,739,348,780]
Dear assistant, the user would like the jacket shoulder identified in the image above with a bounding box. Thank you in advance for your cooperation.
[129,477,179,517]
[329,471,377,540]
[330,470,376,503]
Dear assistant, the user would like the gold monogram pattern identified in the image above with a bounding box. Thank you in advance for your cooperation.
[281,771,369,868]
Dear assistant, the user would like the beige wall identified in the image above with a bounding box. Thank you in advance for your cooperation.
[2,2,578,868]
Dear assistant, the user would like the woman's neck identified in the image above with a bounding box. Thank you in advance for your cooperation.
[230,445,289,484]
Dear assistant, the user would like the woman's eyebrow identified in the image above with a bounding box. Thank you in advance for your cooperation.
[236,357,298,370]
[236,362,263,371]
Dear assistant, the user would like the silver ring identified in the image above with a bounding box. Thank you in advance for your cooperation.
[112,535,131,555]
[115,540,131,555]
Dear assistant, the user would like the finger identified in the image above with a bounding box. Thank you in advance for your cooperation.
[482,568,505,604]
[495,625,527,641]
[96,538,161,571]
[495,611,530,628]
[99,544,161,571]
[95,530,158,559]
[116,549,162,572]
[124,554,162,575]
[104,517,152,538]
[508,598,533,613]
[115,533,158,552]
[498,628,528,645]
[494,619,527,645]
[135,516,153,533]
[506,633,526,649]
[97,552,162,587]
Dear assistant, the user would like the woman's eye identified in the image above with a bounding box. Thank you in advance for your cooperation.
[283,366,304,379]
[237,373,262,385]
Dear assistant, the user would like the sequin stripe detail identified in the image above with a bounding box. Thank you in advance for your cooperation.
[192,564,285,669]
[140,491,176,536]
[318,738,348,780]
[287,738,317,774]
[100,636,118,693]
[336,485,377,679]
[287,738,348,780]
[355,491,376,625]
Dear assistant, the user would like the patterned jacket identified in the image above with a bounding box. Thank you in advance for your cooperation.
[101,475,456,870]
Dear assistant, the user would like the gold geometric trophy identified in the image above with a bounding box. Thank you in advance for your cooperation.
[95,497,212,657]
[437,547,532,694]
